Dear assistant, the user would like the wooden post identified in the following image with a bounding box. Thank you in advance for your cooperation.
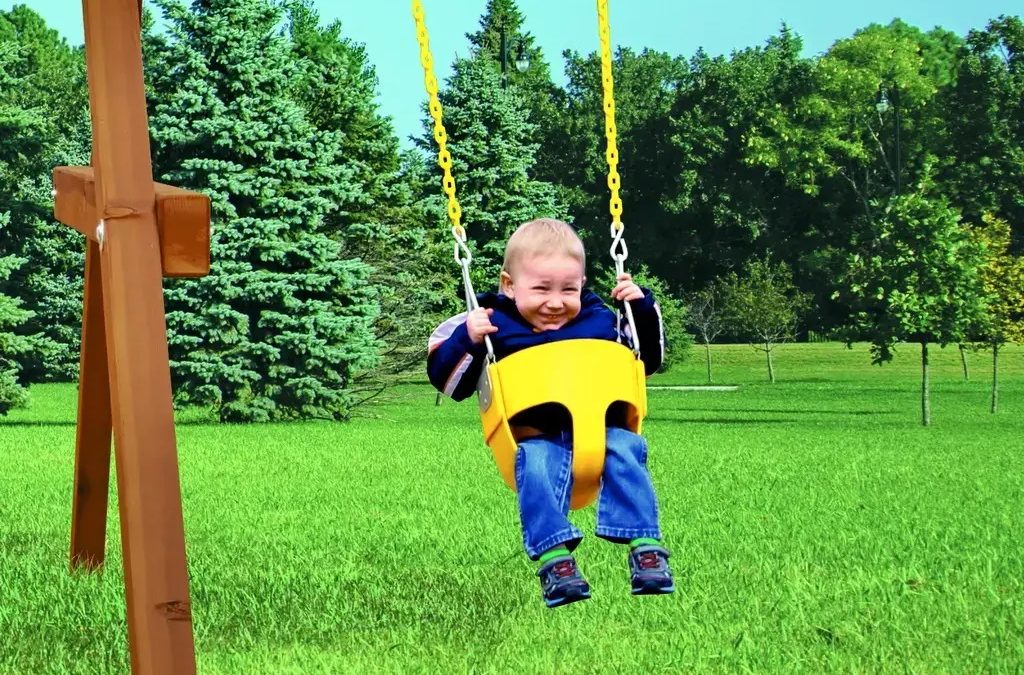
[69,240,112,570]
[51,0,211,672]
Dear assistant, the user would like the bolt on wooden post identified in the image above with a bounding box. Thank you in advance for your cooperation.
[51,0,210,672]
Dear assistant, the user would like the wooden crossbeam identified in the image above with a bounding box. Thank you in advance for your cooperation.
[54,166,210,278]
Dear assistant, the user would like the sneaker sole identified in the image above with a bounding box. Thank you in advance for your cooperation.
[545,588,592,608]
[631,581,675,595]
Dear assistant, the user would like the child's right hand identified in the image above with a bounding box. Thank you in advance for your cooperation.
[466,307,498,344]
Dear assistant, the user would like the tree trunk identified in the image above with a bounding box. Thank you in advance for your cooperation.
[991,343,999,414]
[704,342,712,384]
[765,341,775,383]
[959,344,969,381]
[921,341,930,427]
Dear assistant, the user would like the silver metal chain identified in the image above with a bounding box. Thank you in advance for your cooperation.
[609,221,640,356]
[451,225,496,363]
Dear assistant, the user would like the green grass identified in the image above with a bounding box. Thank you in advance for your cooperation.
[1,342,1022,673]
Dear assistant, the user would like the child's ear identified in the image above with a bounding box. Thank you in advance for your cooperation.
[500,270,514,297]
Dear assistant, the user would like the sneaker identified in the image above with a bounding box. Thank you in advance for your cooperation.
[537,554,591,608]
[628,544,675,595]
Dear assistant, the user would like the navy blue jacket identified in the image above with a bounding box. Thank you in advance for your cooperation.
[427,288,664,402]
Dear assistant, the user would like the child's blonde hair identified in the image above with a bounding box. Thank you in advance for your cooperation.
[502,218,585,276]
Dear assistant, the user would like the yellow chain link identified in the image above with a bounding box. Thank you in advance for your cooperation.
[411,0,464,238]
[596,0,623,231]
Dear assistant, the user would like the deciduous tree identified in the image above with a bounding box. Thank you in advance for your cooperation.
[974,213,1024,413]
[835,193,989,425]
[721,257,809,383]
[687,281,728,383]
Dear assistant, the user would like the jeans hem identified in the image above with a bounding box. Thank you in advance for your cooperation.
[594,527,662,543]
[525,528,584,561]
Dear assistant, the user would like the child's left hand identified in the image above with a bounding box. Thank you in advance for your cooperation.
[611,273,644,302]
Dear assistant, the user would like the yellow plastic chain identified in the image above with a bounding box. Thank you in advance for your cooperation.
[411,0,464,238]
[596,0,623,230]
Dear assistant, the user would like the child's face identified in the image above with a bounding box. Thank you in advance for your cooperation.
[501,253,585,332]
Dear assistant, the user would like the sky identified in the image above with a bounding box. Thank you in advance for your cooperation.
[1,1,1014,146]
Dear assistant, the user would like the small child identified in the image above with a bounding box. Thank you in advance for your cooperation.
[427,218,674,607]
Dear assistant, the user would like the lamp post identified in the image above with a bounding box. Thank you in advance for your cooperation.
[498,21,530,88]
[876,84,902,196]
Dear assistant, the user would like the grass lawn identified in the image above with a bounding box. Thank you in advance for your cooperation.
[1,342,1022,673]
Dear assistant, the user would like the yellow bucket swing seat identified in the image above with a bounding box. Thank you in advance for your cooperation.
[479,339,647,510]
[414,0,646,509]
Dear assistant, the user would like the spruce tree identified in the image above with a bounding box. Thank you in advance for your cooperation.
[146,0,380,422]
[284,3,453,394]
[0,7,90,382]
[419,57,565,292]
[0,218,31,415]
[464,0,566,195]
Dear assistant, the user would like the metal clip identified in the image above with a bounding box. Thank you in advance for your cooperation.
[609,221,628,262]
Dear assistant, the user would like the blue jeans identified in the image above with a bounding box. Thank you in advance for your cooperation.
[513,426,662,560]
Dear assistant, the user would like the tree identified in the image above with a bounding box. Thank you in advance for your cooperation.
[145,0,380,422]
[687,281,728,383]
[348,151,457,403]
[0,7,90,382]
[285,0,398,242]
[283,2,454,400]
[835,192,989,426]
[939,16,1024,254]
[974,213,1024,413]
[595,263,692,371]
[721,257,809,383]
[418,56,565,292]
[465,0,566,196]
[553,46,692,287]
[744,22,960,333]
[0,225,32,415]
[665,28,820,298]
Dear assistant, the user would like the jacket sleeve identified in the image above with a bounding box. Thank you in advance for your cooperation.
[426,313,488,401]
[618,288,665,376]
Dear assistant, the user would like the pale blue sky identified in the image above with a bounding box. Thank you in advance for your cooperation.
[1,1,1013,146]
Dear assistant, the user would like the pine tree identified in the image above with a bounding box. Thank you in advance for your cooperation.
[0,217,32,415]
[285,0,397,241]
[419,57,565,292]
[284,2,453,396]
[0,7,90,382]
[146,0,380,422]
[464,0,565,191]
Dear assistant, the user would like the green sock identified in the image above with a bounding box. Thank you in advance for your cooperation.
[538,546,570,565]
[629,537,661,549]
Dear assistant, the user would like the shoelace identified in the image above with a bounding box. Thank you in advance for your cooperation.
[636,551,662,570]
[552,560,578,579]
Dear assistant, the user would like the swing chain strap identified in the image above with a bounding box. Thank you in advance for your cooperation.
[412,0,463,234]
[412,0,495,362]
[610,223,640,356]
[453,226,496,362]
[598,0,640,357]
[457,254,497,363]
[597,0,623,225]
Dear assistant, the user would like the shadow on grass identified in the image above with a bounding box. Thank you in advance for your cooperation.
[721,408,897,416]
[0,420,76,428]
[647,416,789,425]
[0,418,286,429]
